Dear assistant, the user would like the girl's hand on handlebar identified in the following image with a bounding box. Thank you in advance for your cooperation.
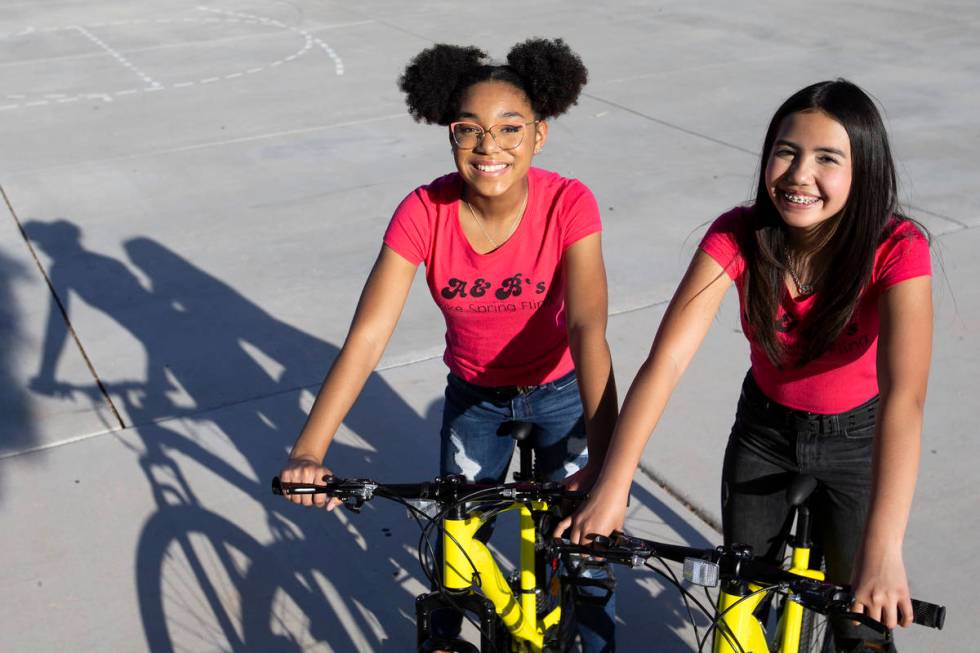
[552,479,628,544]
[278,456,342,511]
[850,544,913,630]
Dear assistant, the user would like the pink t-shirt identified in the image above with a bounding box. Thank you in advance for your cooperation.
[384,167,602,386]
[700,206,931,414]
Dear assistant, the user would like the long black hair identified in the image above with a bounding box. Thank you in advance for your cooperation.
[744,79,906,367]
[398,38,588,124]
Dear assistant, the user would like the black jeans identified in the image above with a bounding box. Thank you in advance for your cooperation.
[722,372,893,652]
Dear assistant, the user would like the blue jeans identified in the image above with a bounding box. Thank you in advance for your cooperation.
[722,372,893,652]
[435,370,616,652]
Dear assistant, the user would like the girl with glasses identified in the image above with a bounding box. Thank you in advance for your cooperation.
[559,79,932,652]
[279,38,617,652]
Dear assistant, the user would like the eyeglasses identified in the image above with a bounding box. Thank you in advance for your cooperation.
[449,120,539,150]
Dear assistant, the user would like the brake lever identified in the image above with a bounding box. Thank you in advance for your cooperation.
[793,585,889,635]
[556,534,649,568]
[342,495,366,513]
[271,476,379,510]
[839,611,890,634]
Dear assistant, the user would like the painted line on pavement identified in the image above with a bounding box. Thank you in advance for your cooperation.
[71,24,162,89]
[1,6,343,112]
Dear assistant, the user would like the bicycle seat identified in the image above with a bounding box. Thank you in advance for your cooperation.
[786,474,818,507]
[509,421,534,442]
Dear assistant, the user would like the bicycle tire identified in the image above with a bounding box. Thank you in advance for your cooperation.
[534,509,576,653]
[137,505,376,653]
[136,506,263,652]
[541,576,576,652]
[797,604,832,653]
[796,550,832,653]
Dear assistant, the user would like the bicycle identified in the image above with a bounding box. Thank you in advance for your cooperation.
[556,474,946,653]
[273,422,608,652]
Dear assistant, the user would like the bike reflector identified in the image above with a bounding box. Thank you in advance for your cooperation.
[683,558,719,587]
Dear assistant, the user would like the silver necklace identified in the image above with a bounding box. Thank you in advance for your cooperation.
[785,248,814,295]
[463,190,528,248]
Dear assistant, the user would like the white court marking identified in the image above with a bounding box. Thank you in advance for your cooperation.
[0,6,344,112]
[71,24,162,89]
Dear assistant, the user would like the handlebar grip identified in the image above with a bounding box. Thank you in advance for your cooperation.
[271,476,332,496]
[911,599,945,630]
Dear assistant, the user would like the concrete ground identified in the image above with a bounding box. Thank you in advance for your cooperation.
[1,0,975,650]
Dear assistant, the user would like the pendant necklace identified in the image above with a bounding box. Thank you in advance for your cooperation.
[785,248,814,296]
[463,189,528,248]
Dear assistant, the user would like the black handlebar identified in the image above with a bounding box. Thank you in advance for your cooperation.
[555,532,946,631]
[273,478,946,632]
[272,474,585,512]
[910,599,946,630]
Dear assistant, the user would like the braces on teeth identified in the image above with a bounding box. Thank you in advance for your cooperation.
[784,193,818,205]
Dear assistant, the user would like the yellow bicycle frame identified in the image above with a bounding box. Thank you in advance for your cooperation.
[713,544,825,653]
[442,499,561,652]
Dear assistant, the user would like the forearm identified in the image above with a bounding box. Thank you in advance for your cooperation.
[288,246,416,464]
[36,294,69,380]
[558,250,729,542]
[592,251,729,497]
[288,331,389,463]
[863,391,924,552]
[595,347,685,496]
[568,325,617,466]
[863,276,932,558]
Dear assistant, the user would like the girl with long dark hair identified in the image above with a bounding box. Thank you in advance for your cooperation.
[561,79,932,652]
[279,39,617,651]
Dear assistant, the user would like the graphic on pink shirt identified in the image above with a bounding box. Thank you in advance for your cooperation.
[384,167,602,387]
[440,273,547,302]
[700,206,931,413]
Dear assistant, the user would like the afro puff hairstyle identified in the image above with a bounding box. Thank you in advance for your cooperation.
[398,38,588,125]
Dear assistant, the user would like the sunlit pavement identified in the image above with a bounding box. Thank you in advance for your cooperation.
[1,1,975,650]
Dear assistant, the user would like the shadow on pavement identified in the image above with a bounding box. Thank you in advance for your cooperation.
[22,218,441,650]
[22,217,719,651]
[0,249,37,460]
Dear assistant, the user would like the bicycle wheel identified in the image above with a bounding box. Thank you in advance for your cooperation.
[534,563,574,652]
[137,506,263,652]
[137,505,371,652]
[796,550,832,653]
[798,605,832,653]
[764,586,832,653]
[535,513,576,653]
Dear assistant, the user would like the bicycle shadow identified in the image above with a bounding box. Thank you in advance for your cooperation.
[24,217,722,651]
[22,218,443,651]
[0,249,38,463]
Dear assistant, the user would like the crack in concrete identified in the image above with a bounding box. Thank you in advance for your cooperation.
[906,203,970,230]
[637,461,722,534]
[1,183,126,431]
[582,91,759,156]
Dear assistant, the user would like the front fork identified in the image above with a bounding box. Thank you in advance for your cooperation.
[425,502,552,651]
[776,545,824,653]
[712,545,825,653]
[714,582,770,653]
